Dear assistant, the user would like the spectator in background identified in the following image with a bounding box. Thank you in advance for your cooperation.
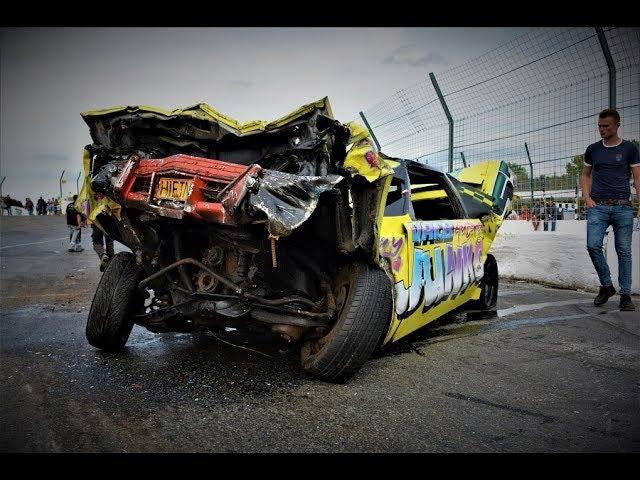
[37,196,46,215]
[544,198,558,232]
[25,197,34,215]
[66,194,84,252]
[521,205,531,221]
[582,108,639,311]
[531,199,542,230]
[3,195,13,215]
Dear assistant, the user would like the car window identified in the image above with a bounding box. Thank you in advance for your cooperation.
[384,169,414,218]
[407,169,460,221]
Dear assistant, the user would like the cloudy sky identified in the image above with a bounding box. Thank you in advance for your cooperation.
[0,27,531,201]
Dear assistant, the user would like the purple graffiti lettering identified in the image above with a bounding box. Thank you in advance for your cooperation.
[380,237,405,274]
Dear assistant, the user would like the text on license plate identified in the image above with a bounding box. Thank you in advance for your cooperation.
[156,178,193,201]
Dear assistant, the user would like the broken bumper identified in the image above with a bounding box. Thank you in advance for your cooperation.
[112,154,261,224]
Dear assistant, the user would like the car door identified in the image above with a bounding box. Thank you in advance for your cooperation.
[380,161,488,343]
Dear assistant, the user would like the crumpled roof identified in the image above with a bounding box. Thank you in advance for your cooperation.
[81,97,335,148]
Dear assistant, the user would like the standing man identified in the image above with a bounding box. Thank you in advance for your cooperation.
[25,197,34,215]
[37,196,46,215]
[547,197,558,232]
[582,108,640,311]
[3,195,13,215]
[531,199,542,230]
[66,194,85,252]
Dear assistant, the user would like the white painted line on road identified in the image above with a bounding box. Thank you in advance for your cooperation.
[0,238,67,250]
[497,299,594,317]
[498,313,592,329]
[499,290,533,296]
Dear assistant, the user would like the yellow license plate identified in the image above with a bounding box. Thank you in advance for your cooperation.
[155,178,193,201]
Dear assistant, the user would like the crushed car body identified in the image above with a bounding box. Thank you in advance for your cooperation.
[78,97,514,383]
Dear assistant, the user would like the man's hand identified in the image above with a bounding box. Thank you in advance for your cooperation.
[584,197,596,208]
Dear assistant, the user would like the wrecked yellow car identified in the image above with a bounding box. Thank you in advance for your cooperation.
[78,97,513,383]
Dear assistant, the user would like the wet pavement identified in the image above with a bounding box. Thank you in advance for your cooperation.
[1,216,639,452]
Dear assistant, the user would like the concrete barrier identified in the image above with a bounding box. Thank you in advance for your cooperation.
[494,220,639,294]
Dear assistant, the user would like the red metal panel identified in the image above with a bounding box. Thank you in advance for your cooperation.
[116,154,262,224]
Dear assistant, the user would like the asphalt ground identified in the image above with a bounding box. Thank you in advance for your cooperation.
[1,215,638,452]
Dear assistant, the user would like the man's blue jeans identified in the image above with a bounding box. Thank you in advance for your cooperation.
[586,204,635,295]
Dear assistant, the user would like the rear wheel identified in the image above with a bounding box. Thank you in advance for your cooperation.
[469,253,498,310]
[86,252,144,350]
[300,261,392,383]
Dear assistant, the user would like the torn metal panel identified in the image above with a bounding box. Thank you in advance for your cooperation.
[343,122,394,182]
[248,170,343,238]
[80,98,337,163]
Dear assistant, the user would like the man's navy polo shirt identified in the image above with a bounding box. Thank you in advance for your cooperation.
[584,139,640,200]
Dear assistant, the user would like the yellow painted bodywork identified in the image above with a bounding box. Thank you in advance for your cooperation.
[452,161,500,191]
[343,122,394,182]
[75,149,122,231]
[377,160,510,345]
[410,190,447,201]
[81,97,335,136]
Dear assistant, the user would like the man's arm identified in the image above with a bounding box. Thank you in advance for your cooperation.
[582,164,596,208]
[632,165,640,218]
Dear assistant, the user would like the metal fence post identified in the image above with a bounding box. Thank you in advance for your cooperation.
[359,111,381,152]
[460,152,467,168]
[429,72,454,173]
[76,172,82,195]
[524,142,534,205]
[59,170,65,201]
[596,27,616,108]
[0,176,5,215]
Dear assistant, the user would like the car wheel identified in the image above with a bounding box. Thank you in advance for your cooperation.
[299,261,392,383]
[86,251,144,351]
[469,253,498,310]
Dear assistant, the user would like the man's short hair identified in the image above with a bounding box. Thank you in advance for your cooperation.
[72,195,78,201]
[599,108,620,123]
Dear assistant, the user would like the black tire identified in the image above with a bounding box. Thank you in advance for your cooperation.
[300,261,392,383]
[469,253,498,310]
[86,251,143,350]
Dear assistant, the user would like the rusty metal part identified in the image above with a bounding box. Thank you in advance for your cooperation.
[213,163,256,202]
[269,235,278,268]
[250,309,326,328]
[270,324,306,342]
[173,230,195,292]
[138,258,242,293]
[138,257,323,314]
[195,272,218,292]
[195,243,224,292]
[192,292,242,300]
[208,229,261,253]
[252,303,332,320]
[241,292,317,310]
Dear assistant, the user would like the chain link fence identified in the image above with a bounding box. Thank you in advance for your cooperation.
[361,27,640,221]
